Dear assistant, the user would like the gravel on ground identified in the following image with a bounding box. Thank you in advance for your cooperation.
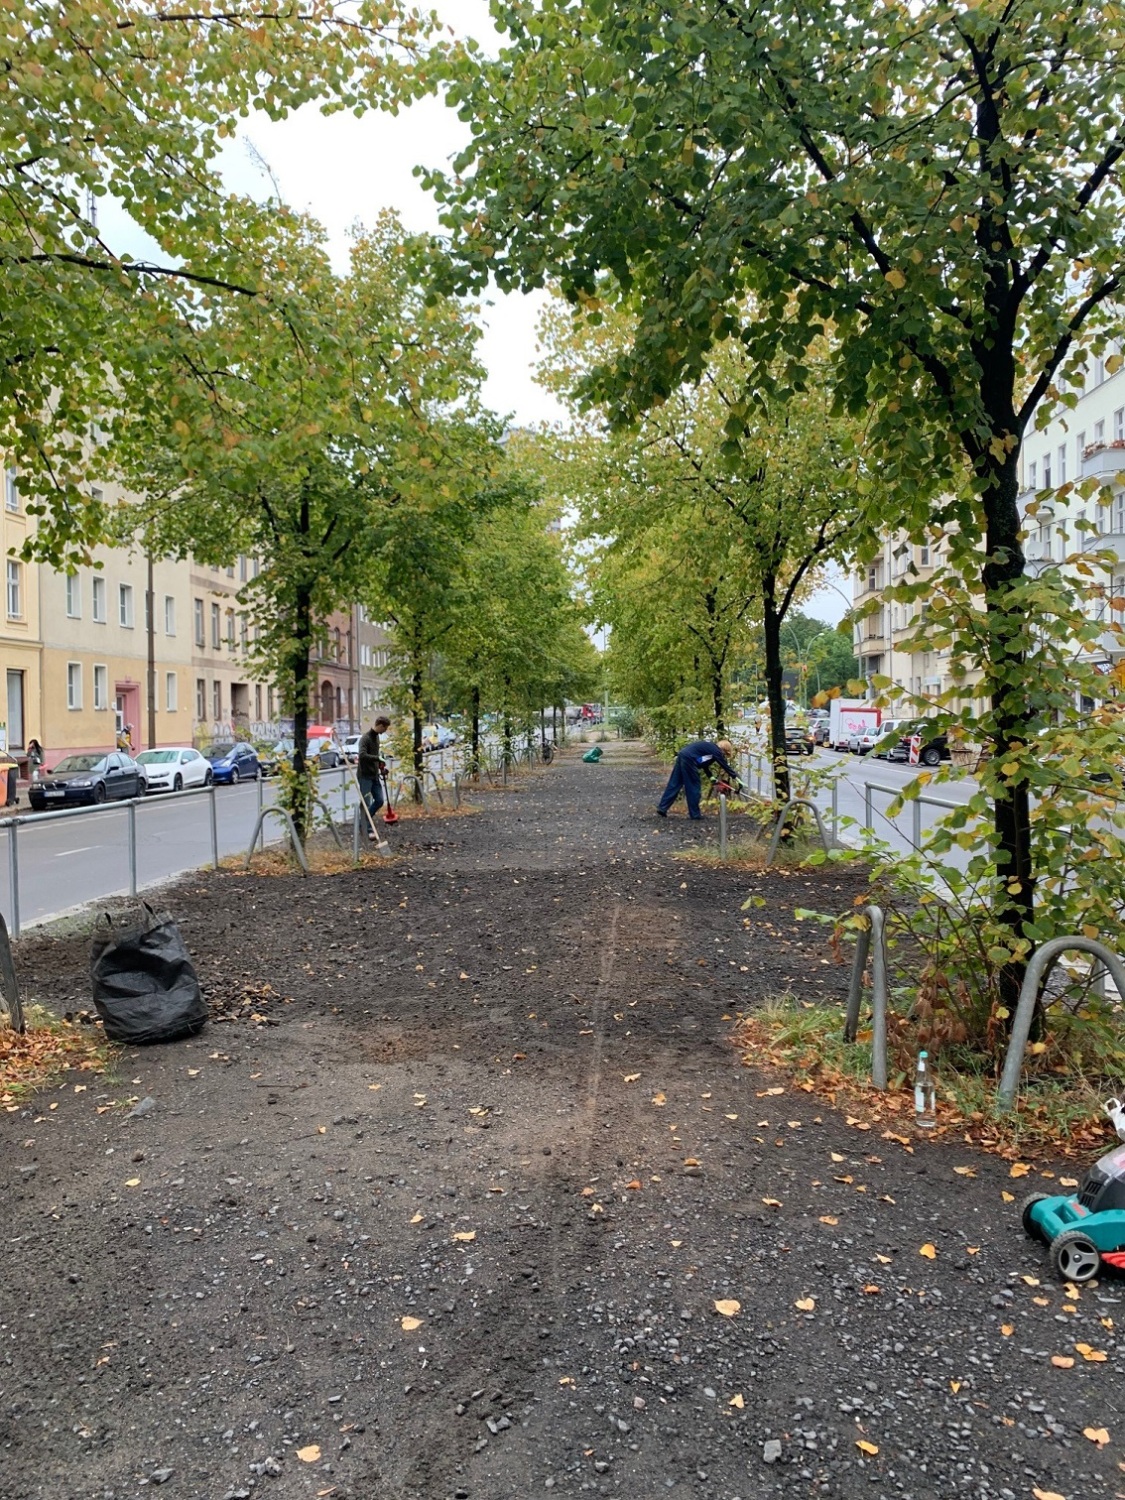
[2,741,1122,1500]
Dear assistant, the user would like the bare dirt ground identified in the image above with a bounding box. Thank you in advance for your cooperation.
[2,742,1123,1500]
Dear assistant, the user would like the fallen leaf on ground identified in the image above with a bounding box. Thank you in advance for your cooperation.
[625,1179,642,1190]
[874,1253,892,1264]
[761,1197,782,1207]
[714,1299,741,1318]
[1051,1355,1075,1369]
[652,1092,666,1106]
[1021,1275,1040,1286]
[1084,1427,1110,1447]
[950,1380,961,1393]
[953,1166,976,1177]
[819,1215,839,1225]
[297,1445,321,1463]
[622,1073,640,1083]
[452,1231,476,1243]
[400,1316,423,1332]
[1001,1191,1015,1203]
[1059,1177,1078,1188]
[830,1152,845,1163]
[1001,1324,1014,1336]
[919,1243,937,1260]
[795,1297,816,1312]
[863,1284,881,1295]
[758,1087,785,1096]
[1032,1490,1066,1500]
[855,1439,879,1455]
[729,1393,745,1409]
[410,1212,423,1224]
[1076,1342,1108,1362]
[1009,1162,1031,1178]
[124,1178,141,1188]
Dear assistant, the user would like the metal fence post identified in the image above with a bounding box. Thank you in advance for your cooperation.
[911,798,922,849]
[8,822,19,938]
[257,772,265,852]
[864,782,874,832]
[719,794,728,860]
[831,780,839,843]
[127,800,138,898]
[209,783,219,870]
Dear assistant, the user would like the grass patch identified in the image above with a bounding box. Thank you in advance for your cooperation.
[733,993,1121,1161]
[1,1004,118,1107]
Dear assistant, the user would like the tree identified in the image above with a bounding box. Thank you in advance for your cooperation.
[432,2,1125,1007]
[115,210,487,835]
[1,0,430,561]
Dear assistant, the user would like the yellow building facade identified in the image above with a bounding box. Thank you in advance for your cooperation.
[0,464,42,762]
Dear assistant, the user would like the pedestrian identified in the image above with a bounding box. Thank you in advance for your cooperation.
[657,738,740,820]
[357,714,391,838]
[117,723,133,752]
[27,738,43,782]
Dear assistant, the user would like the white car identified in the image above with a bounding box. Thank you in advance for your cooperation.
[342,734,361,763]
[134,746,213,792]
[421,722,457,751]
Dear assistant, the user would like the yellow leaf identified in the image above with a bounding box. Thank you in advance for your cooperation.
[124,1178,141,1188]
[1051,1355,1075,1369]
[1021,1275,1040,1286]
[317,1125,327,1135]
[953,1166,976,1177]
[729,1393,745,1409]
[1076,1342,1108,1362]
[1001,1191,1015,1203]
[950,1380,961,1393]
[819,1215,839,1225]
[884,267,906,290]
[725,1113,738,1120]
[1001,1324,1014,1336]
[919,1243,937,1260]
[830,1152,845,1163]
[1032,1490,1066,1500]
[863,1284,881,1295]
[1083,1426,1110,1447]
[652,1092,666,1106]
[453,1230,476,1243]
[761,1197,782,1207]
[400,1316,423,1332]
[187,1068,200,1078]
[622,1073,640,1083]
[875,1254,892,1264]
[713,1299,741,1318]
[297,1445,321,1463]
[1059,1177,1079,1188]
[856,1439,879,1455]
[1008,1162,1031,1178]
[795,1297,816,1312]
[410,1212,423,1224]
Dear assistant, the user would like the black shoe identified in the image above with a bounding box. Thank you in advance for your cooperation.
[656,808,667,818]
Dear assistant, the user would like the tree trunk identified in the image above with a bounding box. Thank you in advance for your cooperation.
[502,678,513,771]
[291,580,313,842]
[470,682,481,778]
[712,662,725,738]
[762,590,790,805]
[411,662,425,803]
[980,446,1036,1022]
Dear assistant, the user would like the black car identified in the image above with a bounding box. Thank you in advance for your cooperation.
[30,751,146,810]
[886,723,949,768]
[784,724,815,756]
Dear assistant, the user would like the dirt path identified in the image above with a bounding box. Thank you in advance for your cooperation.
[2,743,1122,1500]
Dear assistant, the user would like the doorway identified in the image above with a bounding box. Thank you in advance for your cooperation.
[114,683,140,745]
[5,669,23,750]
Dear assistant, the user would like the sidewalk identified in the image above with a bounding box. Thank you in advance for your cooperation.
[2,745,1120,1499]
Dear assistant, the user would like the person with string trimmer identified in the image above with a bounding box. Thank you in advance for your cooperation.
[357,714,391,839]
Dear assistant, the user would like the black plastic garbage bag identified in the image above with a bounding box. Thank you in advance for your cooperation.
[90,905,207,1044]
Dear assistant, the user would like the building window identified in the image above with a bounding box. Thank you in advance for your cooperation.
[210,602,221,649]
[1028,460,1037,489]
[165,672,177,712]
[240,615,248,651]
[92,576,106,623]
[1077,432,1086,467]
[193,597,204,646]
[1058,445,1067,484]
[1116,408,1125,443]
[919,545,930,567]
[65,574,81,618]
[1043,454,1052,487]
[1095,419,1105,446]
[4,468,17,512]
[252,556,260,578]
[119,583,134,628]
[196,678,206,720]
[93,664,108,710]
[1095,356,1106,387]
[239,555,248,582]
[67,662,82,709]
[267,686,275,719]
[164,595,176,635]
[255,684,262,720]
[225,608,235,648]
[5,561,20,620]
[212,681,222,721]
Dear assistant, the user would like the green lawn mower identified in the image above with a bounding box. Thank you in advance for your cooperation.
[1021,1099,1125,1283]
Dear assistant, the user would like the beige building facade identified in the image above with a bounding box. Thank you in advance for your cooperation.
[0,464,43,762]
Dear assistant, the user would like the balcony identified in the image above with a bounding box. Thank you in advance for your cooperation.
[1082,442,1125,484]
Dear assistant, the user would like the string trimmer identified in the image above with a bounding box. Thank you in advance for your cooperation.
[381,763,399,825]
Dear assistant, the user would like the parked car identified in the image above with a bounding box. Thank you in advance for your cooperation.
[421,722,457,751]
[784,723,815,756]
[203,741,262,784]
[260,735,344,775]
[342,734,361,764]
[871,718,910,759]
[808,711,830,746]
[886,722,949,767]
[29,751,146,810]
[135,746,212,792]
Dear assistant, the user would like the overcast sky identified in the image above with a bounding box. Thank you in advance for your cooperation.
[101,0,850,624]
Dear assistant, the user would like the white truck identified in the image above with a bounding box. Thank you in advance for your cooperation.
[828,699,880,751]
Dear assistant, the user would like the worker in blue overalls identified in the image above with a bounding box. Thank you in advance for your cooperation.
[656,738,739,820]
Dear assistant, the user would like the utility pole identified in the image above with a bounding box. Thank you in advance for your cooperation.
[146,549,157,749]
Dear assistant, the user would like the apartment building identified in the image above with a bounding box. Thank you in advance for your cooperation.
[0,465,42,759]
[852,530,952,706]
[187,553,278,741]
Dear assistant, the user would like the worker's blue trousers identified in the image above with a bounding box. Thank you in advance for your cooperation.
[657,753,703,818]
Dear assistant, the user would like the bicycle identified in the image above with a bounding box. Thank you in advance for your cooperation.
[540,738,555,765]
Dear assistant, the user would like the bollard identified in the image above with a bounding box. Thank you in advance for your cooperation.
[7,821,19,938]
[864,782,874,832]
[127,799,138,898]
[843,904,888,1090]
[719,794,728,860]
[209,782,219,870]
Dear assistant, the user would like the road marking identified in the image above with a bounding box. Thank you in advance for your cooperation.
[56,847,97,856]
